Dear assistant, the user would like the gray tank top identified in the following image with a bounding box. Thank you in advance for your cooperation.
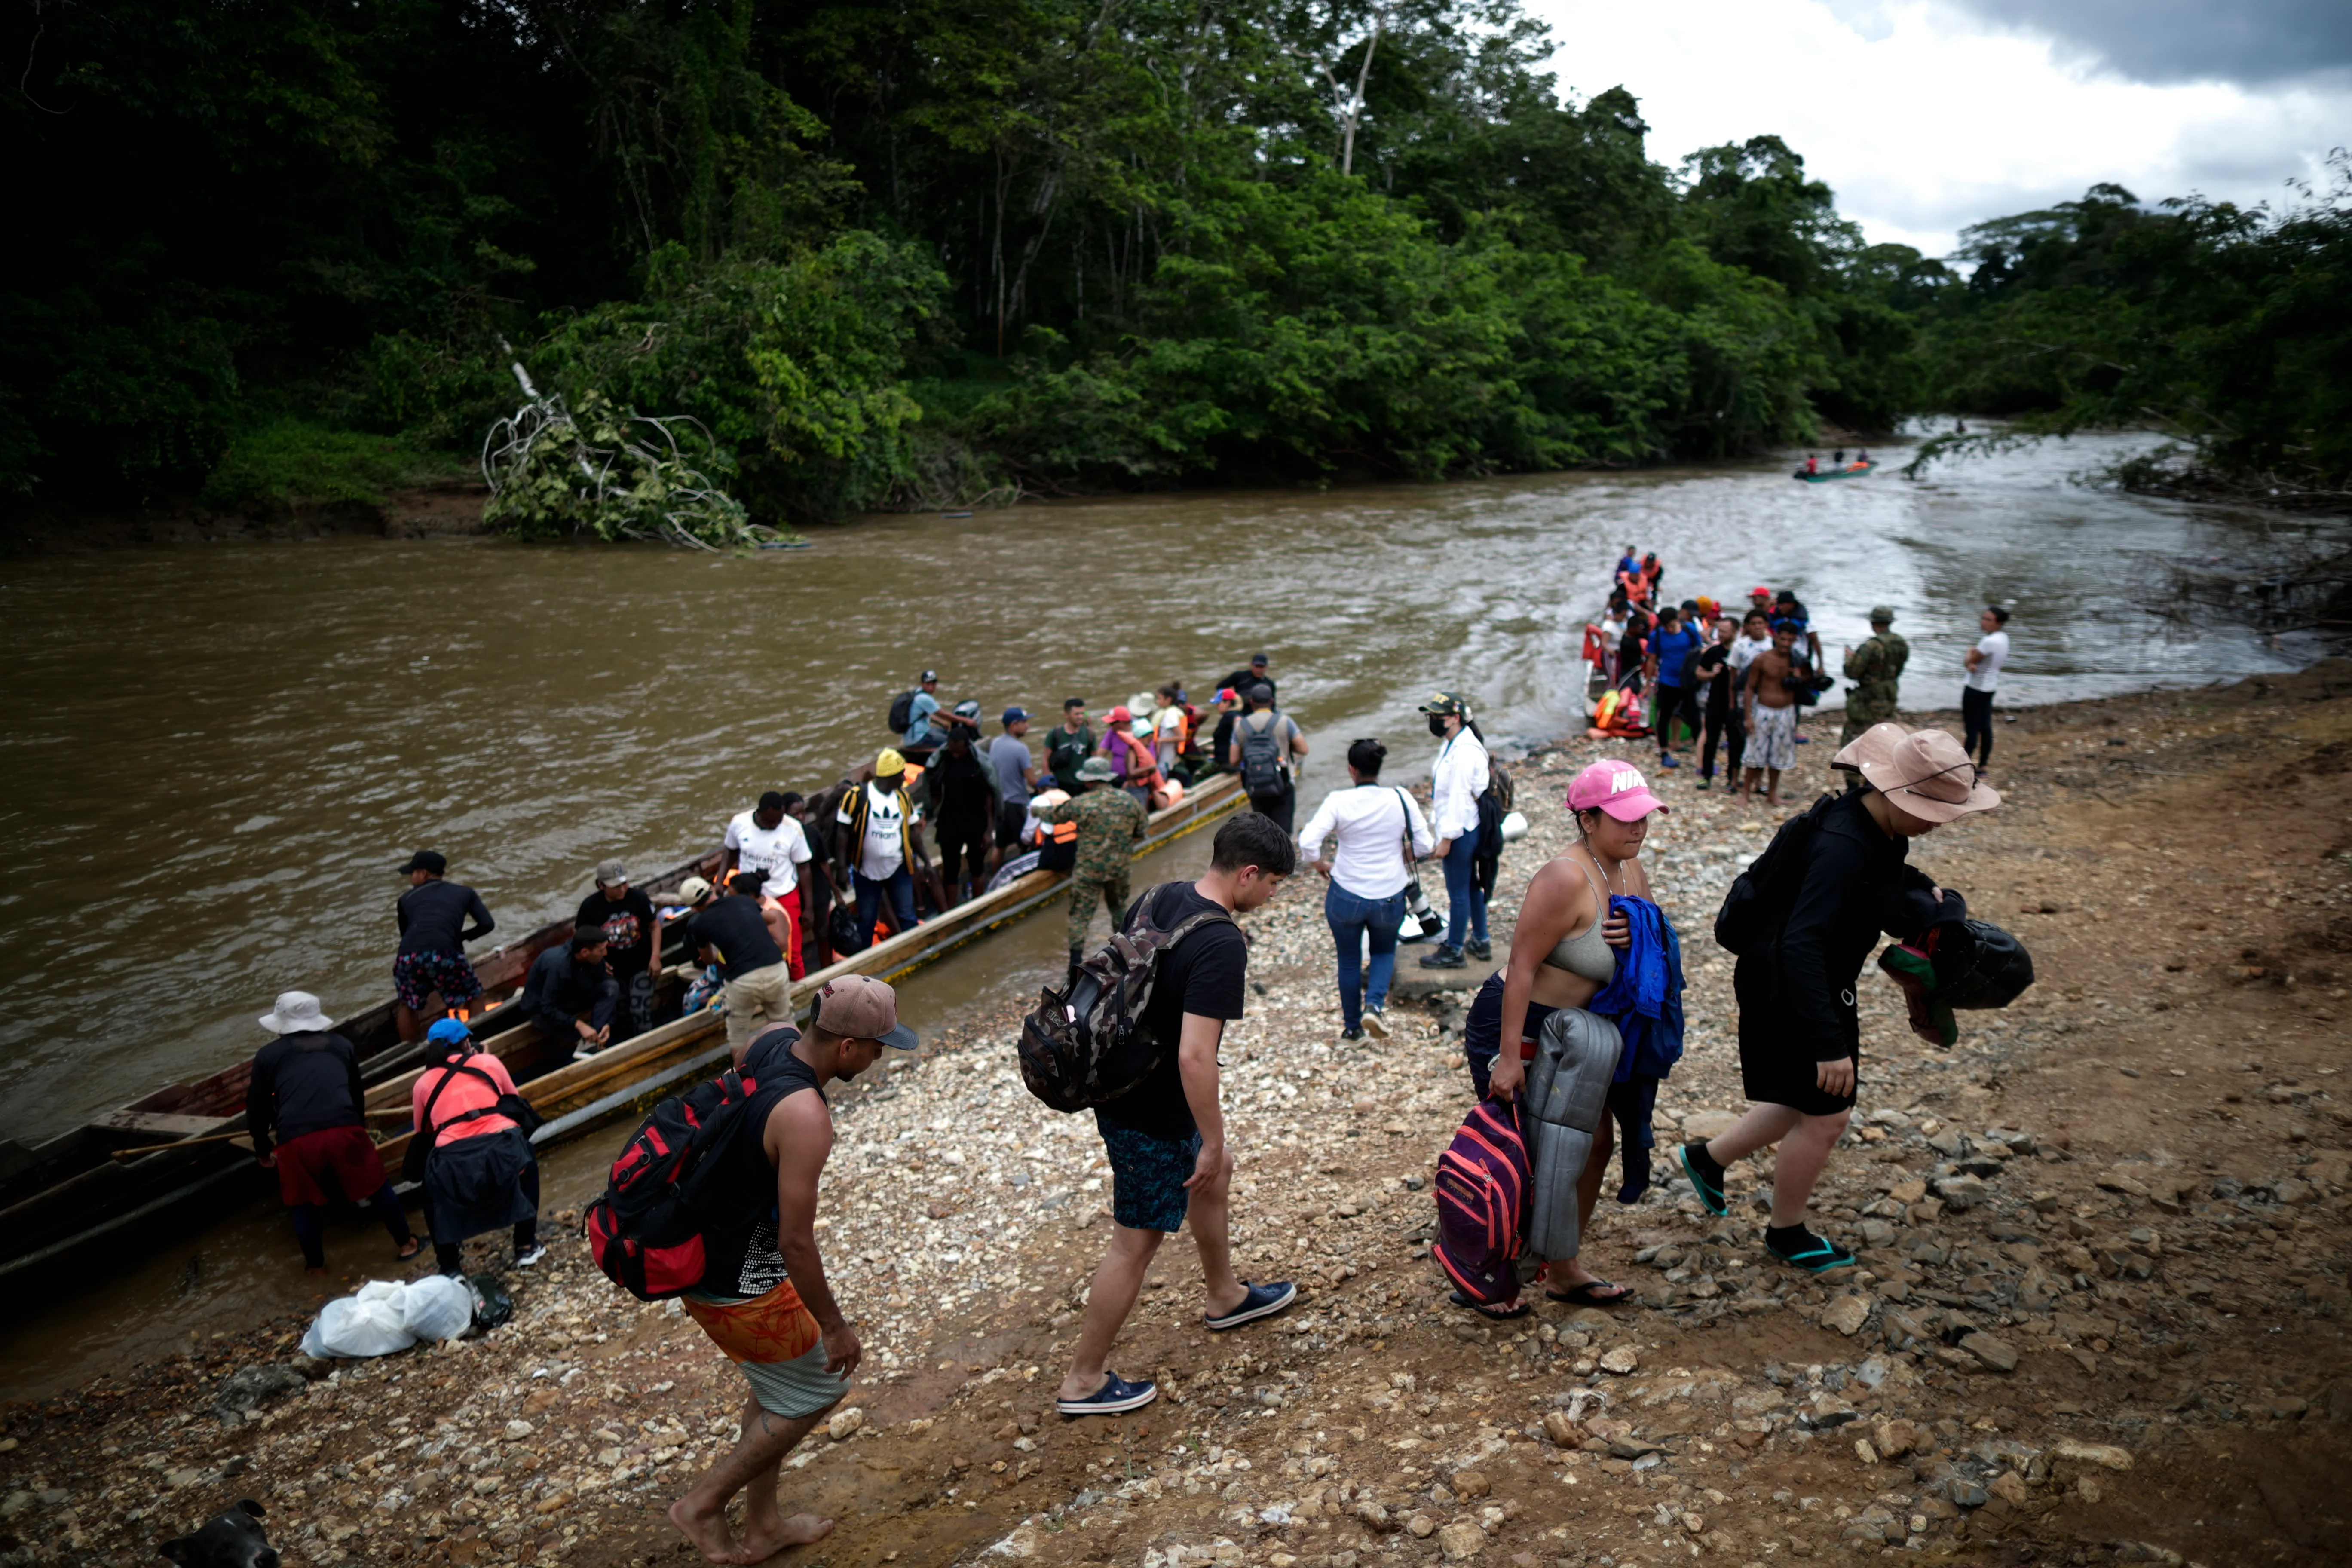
[1542,854,1616,984]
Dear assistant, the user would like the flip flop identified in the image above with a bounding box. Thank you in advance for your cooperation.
[1545,1280,1635,1307]
[1446,1289,1532,1320]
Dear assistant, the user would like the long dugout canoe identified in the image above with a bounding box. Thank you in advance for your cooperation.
[0,775,1243,1283]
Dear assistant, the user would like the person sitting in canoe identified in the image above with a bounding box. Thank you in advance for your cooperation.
[1804,454,1819,476]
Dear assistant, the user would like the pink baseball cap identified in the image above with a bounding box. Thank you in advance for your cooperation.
[1567,760,1669,821]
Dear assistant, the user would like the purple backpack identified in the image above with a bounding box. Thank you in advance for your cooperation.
[1432,1098,1531,1305]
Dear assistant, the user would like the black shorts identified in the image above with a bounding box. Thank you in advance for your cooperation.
[937,821,991,882]
[996,799,1028,850]
[1735,994,1859,1116]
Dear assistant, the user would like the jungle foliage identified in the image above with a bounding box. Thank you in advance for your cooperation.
[1904,165,2352,498]
[8,1,2337,529]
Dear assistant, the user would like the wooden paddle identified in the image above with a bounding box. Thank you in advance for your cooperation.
[110,1130,252,1159]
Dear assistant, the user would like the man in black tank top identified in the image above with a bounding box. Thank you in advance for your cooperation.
[669,976,916,1565]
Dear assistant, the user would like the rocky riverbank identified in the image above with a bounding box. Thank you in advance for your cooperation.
[5,664,2350,1568]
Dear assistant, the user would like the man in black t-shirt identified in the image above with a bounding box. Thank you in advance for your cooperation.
[578,859,661,1041]
[393,849,496,1042]
[1055,813,1300,1418]
[923,723,1003,907]
[1217,652,1275,707]
[683,875,790,1064]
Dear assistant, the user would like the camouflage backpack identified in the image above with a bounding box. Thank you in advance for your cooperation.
[1016,883,1236,1112]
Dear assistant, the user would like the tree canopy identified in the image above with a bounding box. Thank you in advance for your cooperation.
[6,2,2341,528]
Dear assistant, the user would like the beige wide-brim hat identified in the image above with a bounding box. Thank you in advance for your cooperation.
[1831,723,2001,823]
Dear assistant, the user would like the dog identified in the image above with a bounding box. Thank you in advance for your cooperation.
[158,1499,276,1566]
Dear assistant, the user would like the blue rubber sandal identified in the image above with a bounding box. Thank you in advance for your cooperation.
[1204,1280,1298,1332]
[1057,1373,1158,1417]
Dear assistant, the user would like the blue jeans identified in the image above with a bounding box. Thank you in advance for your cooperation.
[1441,830,1487,950]
[851,867,917,950]
[1325,883,1405,1031]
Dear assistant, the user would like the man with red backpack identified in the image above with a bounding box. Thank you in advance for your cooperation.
[664,976,917,1565]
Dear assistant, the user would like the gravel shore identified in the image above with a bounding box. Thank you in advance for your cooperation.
[5,663,2349,1568]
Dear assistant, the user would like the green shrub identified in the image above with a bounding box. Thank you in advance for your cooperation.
[195,420,452,510]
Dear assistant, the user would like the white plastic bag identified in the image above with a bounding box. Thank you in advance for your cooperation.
[300,1280,419,1358]
[400,1275,474,1342]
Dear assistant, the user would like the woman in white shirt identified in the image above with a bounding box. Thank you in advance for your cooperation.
[1961,604,2011,777]
[1418,692,1491,970]
[1302,739,1436,1040]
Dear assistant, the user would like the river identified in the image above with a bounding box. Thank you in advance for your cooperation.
[0,430,2334,1394]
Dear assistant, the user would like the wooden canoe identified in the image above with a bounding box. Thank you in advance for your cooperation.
[0,775,1243,1282]
[0,845,725,1278]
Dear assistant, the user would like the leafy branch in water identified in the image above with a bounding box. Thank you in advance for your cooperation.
[479,365,788,550]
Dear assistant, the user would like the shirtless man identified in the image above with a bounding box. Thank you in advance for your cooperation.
[1741,623,1803,805]
[668,977,916,1563]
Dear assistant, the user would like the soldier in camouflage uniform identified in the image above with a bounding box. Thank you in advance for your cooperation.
[1046,756,1149,977]
[1840,605,1910,753]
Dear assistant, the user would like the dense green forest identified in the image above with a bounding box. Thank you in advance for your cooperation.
[6,1,2344,534]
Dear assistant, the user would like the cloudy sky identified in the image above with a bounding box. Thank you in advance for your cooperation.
[1526,0,2351,257]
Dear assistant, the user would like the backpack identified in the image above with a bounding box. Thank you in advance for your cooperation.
[1712,793,1837,955]
[1016,885,1236,1112]
[887,689,919,734]
[1474,756,1513,861]
[1431,1099,1531,1306]
[582,1042,792,1301]
[1236,712,1286,796]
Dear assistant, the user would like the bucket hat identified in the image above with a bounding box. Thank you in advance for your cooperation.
[1075,756,1119,783]
[1831,723,2001,822]
[260,991,334,1034]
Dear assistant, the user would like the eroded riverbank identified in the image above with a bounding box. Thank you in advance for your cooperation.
[4,666,2349,1568]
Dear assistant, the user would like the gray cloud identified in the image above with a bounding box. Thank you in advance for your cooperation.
[1915,1,2352,85]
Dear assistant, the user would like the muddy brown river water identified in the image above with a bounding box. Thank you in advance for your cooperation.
[0,432,2332,1395]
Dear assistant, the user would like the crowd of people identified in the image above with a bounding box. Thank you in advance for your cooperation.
[242,655,1322,1283]
[234,579,2031,1565]
[1593,547,2015,804]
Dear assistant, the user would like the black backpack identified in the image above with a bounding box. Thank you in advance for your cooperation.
[1017,885,1236,1112]
[887,689,920,733]
[1236,712,1286,795]
[1712,793,1837,955]
[582,1033,799,1300]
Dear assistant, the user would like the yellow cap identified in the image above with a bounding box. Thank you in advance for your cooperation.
[875,747,907,775]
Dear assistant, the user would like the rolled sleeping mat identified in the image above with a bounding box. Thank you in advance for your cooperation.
[1500,810,1529,843]
[1522,1007,1625,1260]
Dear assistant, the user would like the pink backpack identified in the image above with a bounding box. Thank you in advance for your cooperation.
[1432,1099,1531,1304]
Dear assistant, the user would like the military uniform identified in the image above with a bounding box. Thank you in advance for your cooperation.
[1045,786,1148,949]
[1840,621,1910,748]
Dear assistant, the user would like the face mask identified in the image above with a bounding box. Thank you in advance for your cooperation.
[1427,714,1449,738]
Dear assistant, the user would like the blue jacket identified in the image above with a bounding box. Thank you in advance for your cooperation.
[1589,894,1684,1082]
